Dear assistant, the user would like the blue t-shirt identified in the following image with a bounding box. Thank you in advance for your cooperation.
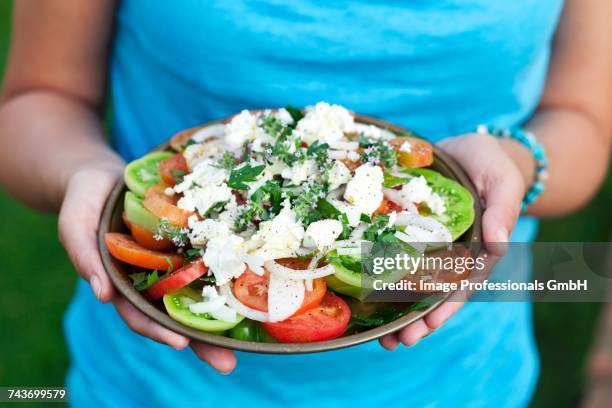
[65,1,563,406]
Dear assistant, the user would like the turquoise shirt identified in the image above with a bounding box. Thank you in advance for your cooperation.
[65,1,563,406]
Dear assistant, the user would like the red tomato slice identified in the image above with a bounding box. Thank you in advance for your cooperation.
[263,292,351,343]
[122,213,173,251]
[159,153,189,186]
[233,264,327,317]
[105,232,184,270]
[146,261,208,300]
[389,137,434,168]
[373,197,404,215]
[143,185,193,228]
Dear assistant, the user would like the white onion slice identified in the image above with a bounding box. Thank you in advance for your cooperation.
[350,223,369,240]
[328,150,348,160]
[219,284,269,322]
[210,305,238,323]
[267,274,304,322]
[264,260,336,280]
[328,140,359,151]
[188,296,227,314]
[394,212,452,243]
[191,124,226,142]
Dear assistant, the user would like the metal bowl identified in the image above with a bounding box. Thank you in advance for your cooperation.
[98,114,482,354]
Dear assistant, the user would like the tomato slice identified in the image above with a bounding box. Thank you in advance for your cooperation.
[147,261,208,300]
[263,292,351,343]
[373,197,404,215]
[389,137,433,168]
[158,153,189,186]
[124,151,175,196]
[122,213,172,251]
[105,232,183,270]
[143,185,193,228]
[233,264,327,317]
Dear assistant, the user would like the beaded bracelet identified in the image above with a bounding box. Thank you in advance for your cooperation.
[476,124,549,212]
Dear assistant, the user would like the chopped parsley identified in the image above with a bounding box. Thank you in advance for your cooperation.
[227,163,266,190]
[130,270,159,291]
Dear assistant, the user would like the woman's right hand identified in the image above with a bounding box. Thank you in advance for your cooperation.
[57,165,237,374]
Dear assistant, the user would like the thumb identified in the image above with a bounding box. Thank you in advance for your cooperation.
[481,166,524,256]
[58,169,119,302]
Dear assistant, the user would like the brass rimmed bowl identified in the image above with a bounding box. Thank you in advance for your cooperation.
[98,114,482,354]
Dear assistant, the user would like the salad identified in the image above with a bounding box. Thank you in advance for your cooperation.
[104,102,475,344]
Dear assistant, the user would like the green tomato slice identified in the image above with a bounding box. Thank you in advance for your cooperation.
[124,191,159,231]
[400,168,475,241]
[228,319,275,342]
[163,287,244,333]
[124,151,174,197]
[326,250,365,299]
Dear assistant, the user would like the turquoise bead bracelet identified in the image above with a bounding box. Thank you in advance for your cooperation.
[476,124,549,212]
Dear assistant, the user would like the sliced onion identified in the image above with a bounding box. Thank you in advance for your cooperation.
[210,305,238,323]
[264,260,336,280]
[394,212,452,243]
[188,296,227,314]
[267,274,304,322]
[328,150,348,160]
[350,223,368,240]
[219,284,269,322]
[328,140,359,151]
[337,246,362,256]
[191,124,226,143]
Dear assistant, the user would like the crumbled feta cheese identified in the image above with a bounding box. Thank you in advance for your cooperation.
[354,123,395,140]
[347,151,361,162]
[173,160,227,194]
[225,110,270,149]
[344,164,384,216]
[178,183,233,216]
[164,187,175,196]
[399,141,412,153]
[247,160,287,196]
[400,176,446,215]
[329,198,362,227]
[281,159,317,185]
[188,216,231,246]
[327,160,351,190]
[202,234,246,285]
[247,201,305,260]
[328,150,348,160]
[183,142,225,169]
[273,108,294,126]
[295,102,356,145]
[303,219,344,250]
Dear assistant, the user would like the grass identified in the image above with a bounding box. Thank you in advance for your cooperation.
[0,1,609,406]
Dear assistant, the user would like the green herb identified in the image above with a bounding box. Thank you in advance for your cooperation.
[293,183,326,223]
[184,139,197,148]
[227,163,266,190]
[327,254,363,275]
[154,219,189,247]
[184,248,201,263]
[383,172,409,188]
[360,213,372,223]
[360,138,398,168]
[130,270,159,291]
[285,105,304,123]
[235,201,269,231]
[251,179,282,214]
[171,169,186,184]
[204,201,227,217]
[363,214,399,242]
[164,256,175,273]
[338,213,352,240]
[215,152,237,171]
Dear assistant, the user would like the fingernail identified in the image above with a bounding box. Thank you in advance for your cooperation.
[90,276,102,300]
[497,228,508,243]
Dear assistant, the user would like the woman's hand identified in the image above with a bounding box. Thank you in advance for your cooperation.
[57,165,237,374]
[379,133,530,350]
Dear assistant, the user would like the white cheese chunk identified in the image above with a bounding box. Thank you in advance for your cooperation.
[281,159,317,186]
[303,219,344,250]
[400,176,446,216]
[225,110,270,149]
[327,160,351,190]
[188,216,231,246]
[343,164,384,216]
[177,183,233,216]
[247,201,305,260]
[202,234,246,285]
[295,102,356,145]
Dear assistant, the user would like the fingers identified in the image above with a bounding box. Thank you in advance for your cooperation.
[191,342,237,374]
[58,169,119,302]
[481,166,524,256]
[379,302,465,351]
[113,296,190,350]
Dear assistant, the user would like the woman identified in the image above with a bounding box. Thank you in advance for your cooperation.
[0,0,610,406]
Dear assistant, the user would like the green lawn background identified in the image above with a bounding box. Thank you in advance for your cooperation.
[0,2,610,407]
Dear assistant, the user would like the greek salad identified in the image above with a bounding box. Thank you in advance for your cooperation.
[104,102,475,343]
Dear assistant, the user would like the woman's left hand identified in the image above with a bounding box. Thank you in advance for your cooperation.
[379,132,529,349]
